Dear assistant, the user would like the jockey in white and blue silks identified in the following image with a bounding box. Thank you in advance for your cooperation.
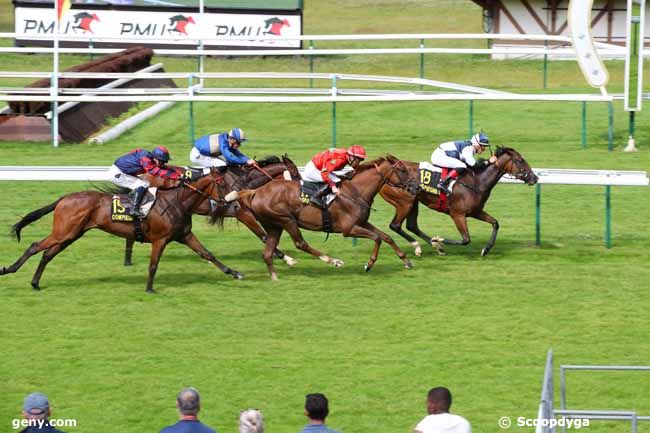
[189,128,255,168]
[431,132,496,195]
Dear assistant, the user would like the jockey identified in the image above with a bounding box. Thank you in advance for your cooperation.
[108,146,182,217]
[431,132,497,195]
[302,144,367,197]
[190,128,255,169]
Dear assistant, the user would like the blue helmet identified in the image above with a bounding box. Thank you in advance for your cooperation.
[471,132,489,147]
[151,146,171,162]
[228,128,247,143]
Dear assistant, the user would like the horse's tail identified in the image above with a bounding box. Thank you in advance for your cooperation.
[209,189,256,226]
[11,198,62,242]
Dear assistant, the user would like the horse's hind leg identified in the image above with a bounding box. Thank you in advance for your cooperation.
[31,238,76,290]
[382,189,421,256]
[180,232,243,283]
[472,210,499,256]
[237,208,296,266]
[124,238,134,266]
[261,224,282,281]
[0,236,60,276]
[406,203,443,255]
[342,224,382,272]
[283,221,343,268]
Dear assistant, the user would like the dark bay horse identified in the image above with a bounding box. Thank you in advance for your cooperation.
[123,155,302,267]
[379,147,538,256]
[221,155,414,280]
[0,169,242,292]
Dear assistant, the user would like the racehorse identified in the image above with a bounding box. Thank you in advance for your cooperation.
[0,169,242,292]
[219,155,414,280]
[123,155,302,267]
[379,146,538,256]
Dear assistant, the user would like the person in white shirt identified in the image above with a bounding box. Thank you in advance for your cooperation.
[413,387,471,433]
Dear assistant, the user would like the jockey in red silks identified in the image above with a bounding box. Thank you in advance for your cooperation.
[108,146,182,217]
[431,132,497,195]
[302,145,368,198]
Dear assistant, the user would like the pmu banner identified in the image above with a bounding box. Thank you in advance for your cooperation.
[14,6,302,48]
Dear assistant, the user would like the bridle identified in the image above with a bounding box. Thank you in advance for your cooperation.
[374,159,412,190]
[493,152,533,183]
[181,171,227,204]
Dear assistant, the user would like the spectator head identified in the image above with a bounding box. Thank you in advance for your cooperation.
[304,393,329,422]
[23,392,50,420]
[239,408,264,433]
[176,387,201,416]
[426,387,452,414]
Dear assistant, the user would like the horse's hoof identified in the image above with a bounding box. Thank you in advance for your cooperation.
[331,258,344,268]
[481,248,490,257]
[284,255,298,267]
[410,242,422,257]
[124,261,133,267]
[31,283,41,291]
[146,289,156,294]
[0,267,5,275]
[232,271,244,280]
[364,263,372,272]
[271,272,278,281]
[404,260,413,269]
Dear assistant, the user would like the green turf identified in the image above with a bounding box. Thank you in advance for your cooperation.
[2,1,650,433]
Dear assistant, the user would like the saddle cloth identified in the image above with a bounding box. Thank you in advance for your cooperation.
[418,162,453,195]
[299,181,336,208]
[111,187,158,222]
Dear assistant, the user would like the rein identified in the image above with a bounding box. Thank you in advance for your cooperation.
[252,163,274,180]
[182,175,225,203]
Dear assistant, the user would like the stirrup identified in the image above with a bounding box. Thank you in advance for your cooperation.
[130,208,145,218]
[437,183,452,195]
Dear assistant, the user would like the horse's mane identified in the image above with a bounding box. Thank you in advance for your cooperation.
[355,154,399,173]
[471,146,516,174]
[257,155,281,167]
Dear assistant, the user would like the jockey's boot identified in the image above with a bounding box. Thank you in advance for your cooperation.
[130,186,147,218]
[437,168,462,195]
[312,184,331,207]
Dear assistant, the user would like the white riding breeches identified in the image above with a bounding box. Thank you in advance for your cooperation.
[302,161,341,184]
[431,148,467,169]
[189,147,226,168]
[108,165,150,190]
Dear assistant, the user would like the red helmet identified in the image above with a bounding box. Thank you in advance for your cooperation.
[347,145,367,159]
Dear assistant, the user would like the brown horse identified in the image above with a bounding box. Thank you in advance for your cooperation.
[0,169,242,292]
[221,155,414,280]
[123,155,302,267]
[379,146,538,256]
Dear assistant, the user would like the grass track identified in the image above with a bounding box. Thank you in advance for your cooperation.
[2,1,650,432]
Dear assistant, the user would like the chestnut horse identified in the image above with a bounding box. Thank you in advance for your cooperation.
[122,155,301,267]
[221,155,414,280]
[379,147,538,256]
[0,169,242,292]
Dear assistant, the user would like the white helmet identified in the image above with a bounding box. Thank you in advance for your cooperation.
[470,132,489,147]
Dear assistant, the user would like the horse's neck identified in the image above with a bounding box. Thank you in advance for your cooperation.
[474,161,506,194]
[346,166,385,201]
[175,177,212,212]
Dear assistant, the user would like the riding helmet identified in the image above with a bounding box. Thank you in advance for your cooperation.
[347,144,367,159]
[152,146,171,162]
[471,132,489,147]
[228,128,247,142]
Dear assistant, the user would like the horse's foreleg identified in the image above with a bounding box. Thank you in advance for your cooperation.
[473,210,499,256]
[283,221,343,268]
[440,213,471,248]
[405,204,445,256]
[387,200,422,257]
[124,238,134,266]
[236,208,296,266]
[363,222,412,269]
[180,232,243,281]
[342,224,382,272]
[31,238,77,290]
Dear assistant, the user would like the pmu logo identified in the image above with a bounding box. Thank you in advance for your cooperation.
[263,17,290,36]
[168,14,195,35]
[73,12,99,34]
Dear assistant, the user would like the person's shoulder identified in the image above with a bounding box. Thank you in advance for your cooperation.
[197,422,217,433]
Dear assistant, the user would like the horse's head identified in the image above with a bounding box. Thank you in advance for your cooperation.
[281,154,301,181]
[186,167,234,204]
[375,155,414,191]
[494,147,538,185]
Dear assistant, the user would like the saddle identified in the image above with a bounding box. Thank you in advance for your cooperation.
[299,181,336,209]
[110,187,158,222]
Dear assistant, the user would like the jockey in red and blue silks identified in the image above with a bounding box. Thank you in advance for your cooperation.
[108,146,182,217]
[189,128,255,169]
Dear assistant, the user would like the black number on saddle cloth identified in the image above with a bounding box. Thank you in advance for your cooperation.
[419,168,441,194]
[299,181,326,207]
[111,196,134,222]
[184,168,205,181]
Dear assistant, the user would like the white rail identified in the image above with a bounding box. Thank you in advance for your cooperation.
[0,166,647,186]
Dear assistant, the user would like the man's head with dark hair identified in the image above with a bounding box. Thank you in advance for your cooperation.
[304,393,329,422]
[177,387,201,416]
[426,387,452,414]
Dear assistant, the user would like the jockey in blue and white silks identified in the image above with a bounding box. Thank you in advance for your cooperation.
[189,128,255,168]
[431,132,496,195]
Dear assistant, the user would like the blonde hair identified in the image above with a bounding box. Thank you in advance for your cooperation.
[239,409,264,433]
